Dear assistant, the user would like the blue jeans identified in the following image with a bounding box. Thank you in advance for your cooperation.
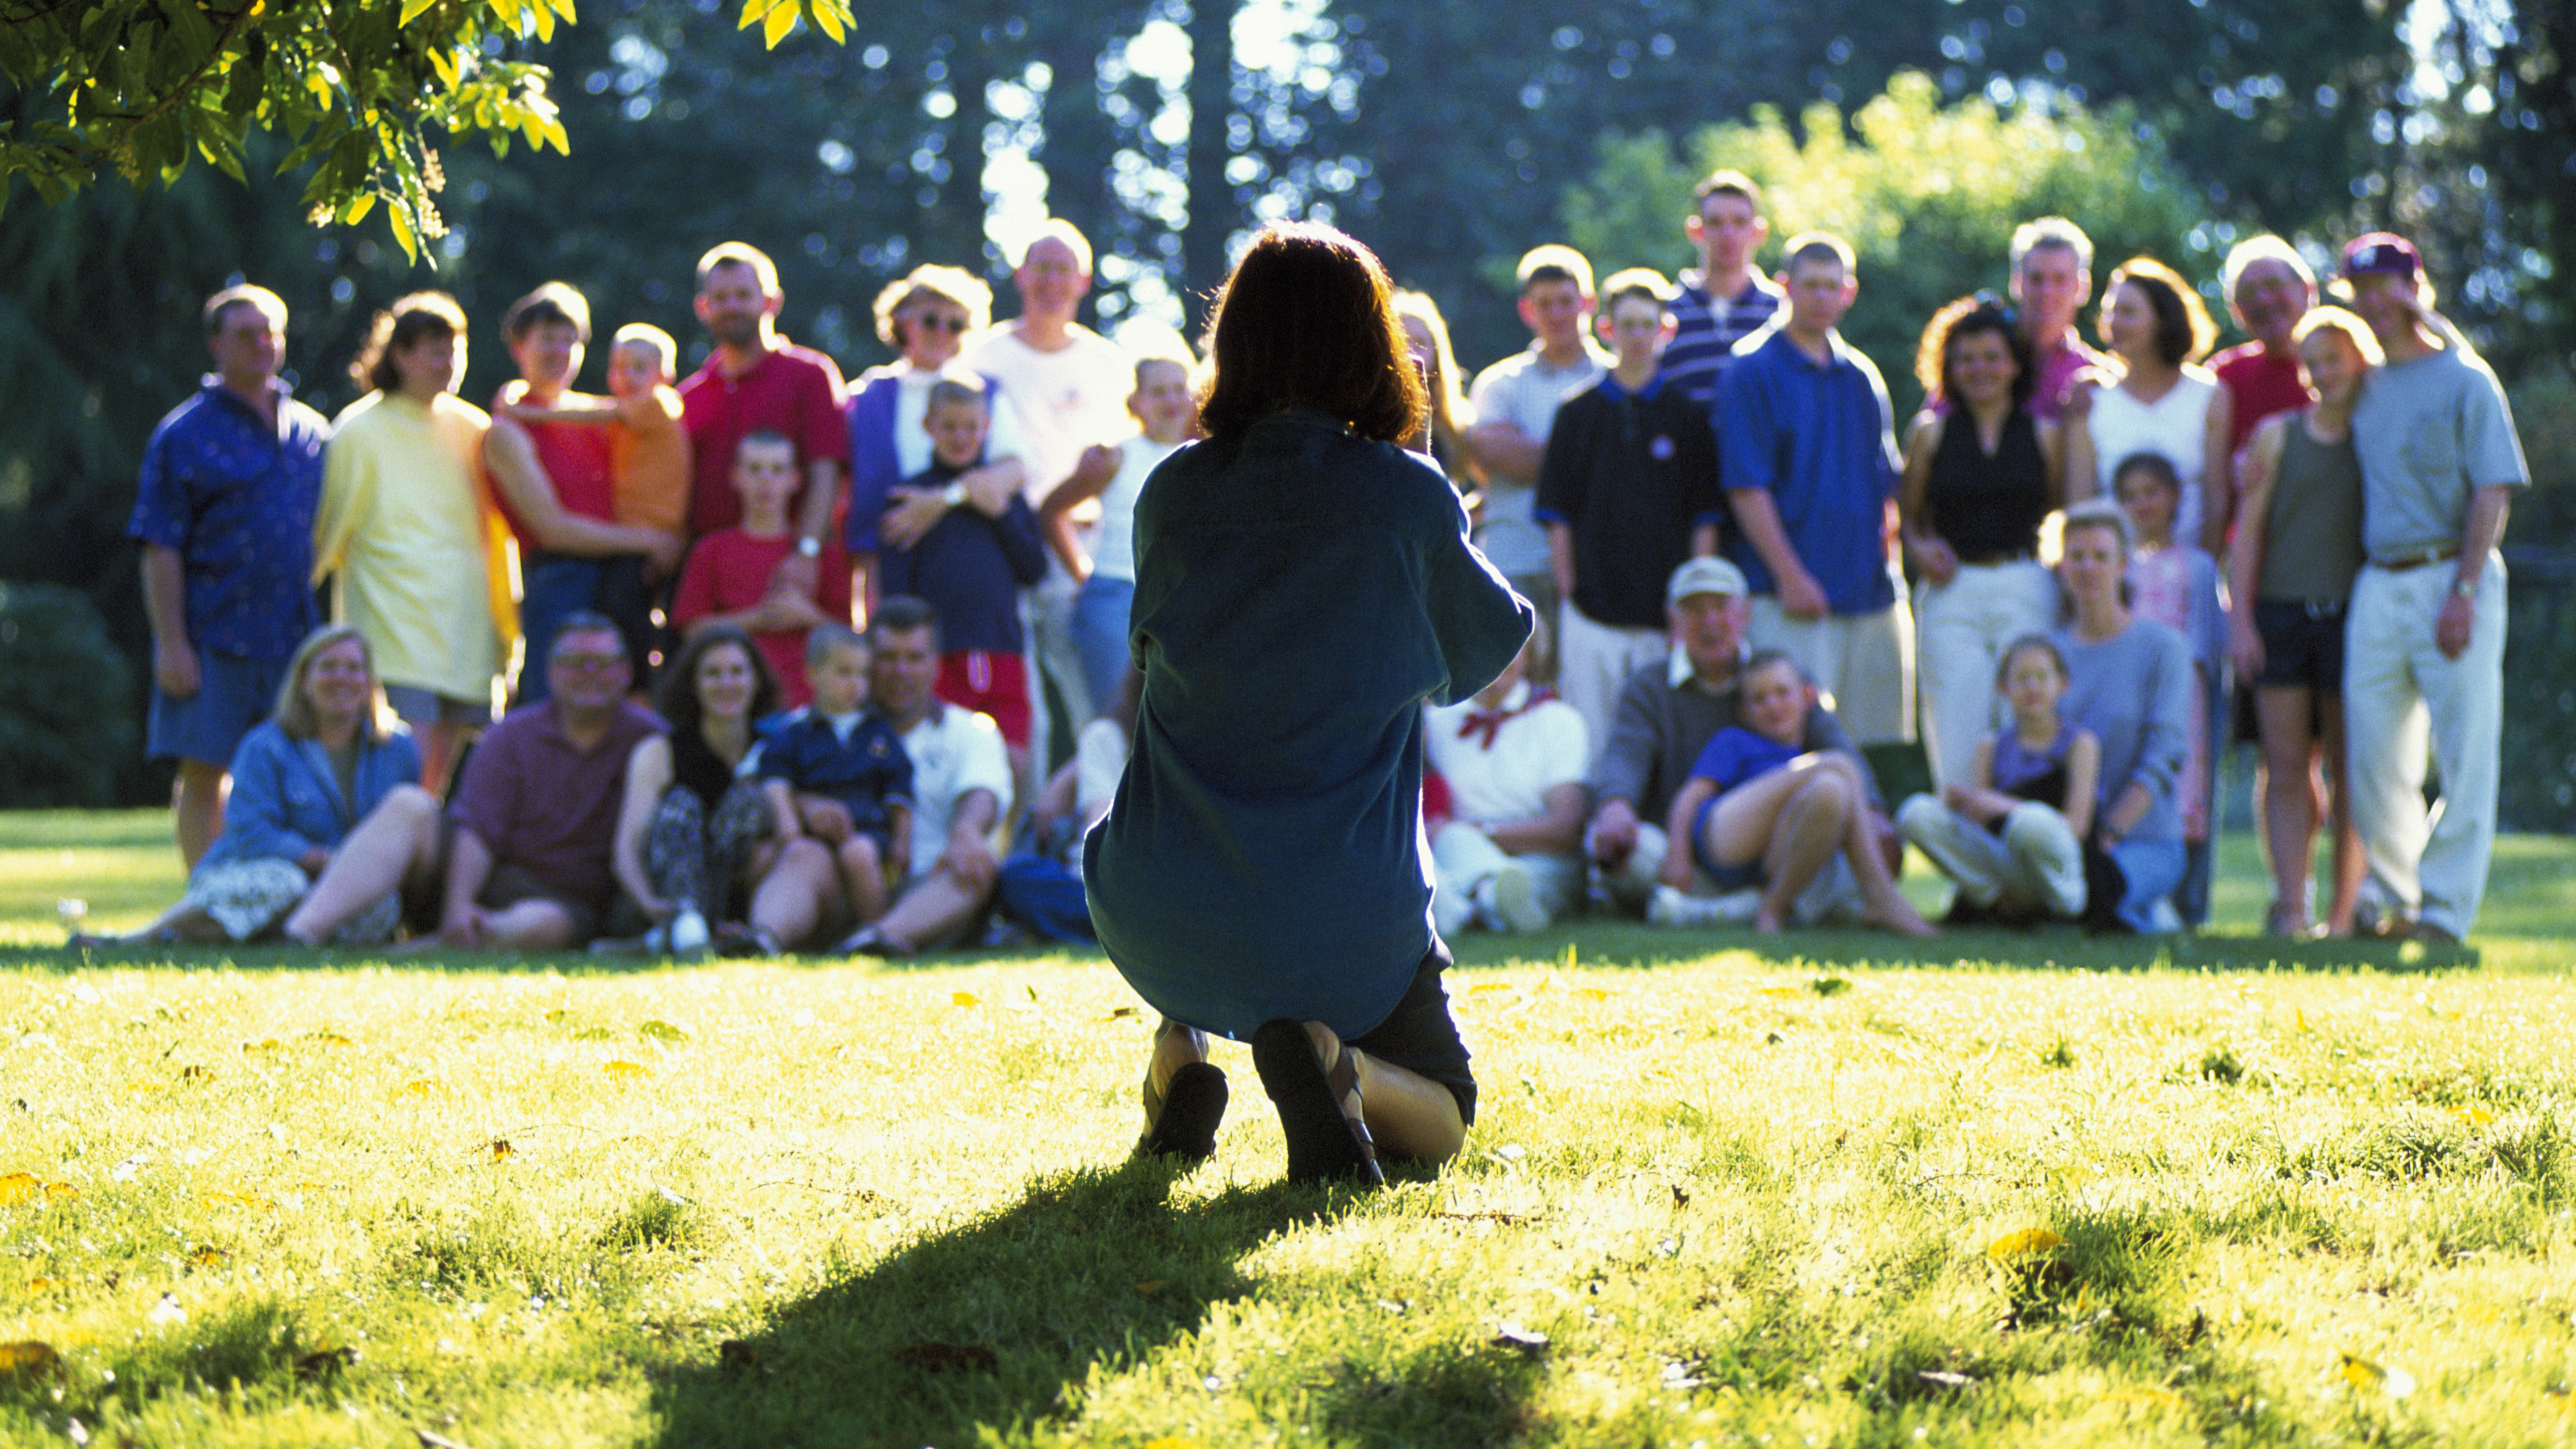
[2108,837,2187,933]
[1070,574,1136,717]
[517,552,652,704]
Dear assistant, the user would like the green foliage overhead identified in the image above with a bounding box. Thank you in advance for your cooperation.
[1560,73,2206,415]
[0,0,853,260]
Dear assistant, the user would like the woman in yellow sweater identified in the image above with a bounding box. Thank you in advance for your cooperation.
[313,292,518,797]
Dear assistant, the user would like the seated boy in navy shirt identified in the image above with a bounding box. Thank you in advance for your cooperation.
[757,624,914,927]
[877,377,1050,785]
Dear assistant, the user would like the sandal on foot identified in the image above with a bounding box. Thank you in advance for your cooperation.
[1138,1061,1228,1161]
[1249,1019,1383,1188]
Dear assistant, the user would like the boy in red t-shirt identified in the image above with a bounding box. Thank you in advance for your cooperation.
[670,430,852,707]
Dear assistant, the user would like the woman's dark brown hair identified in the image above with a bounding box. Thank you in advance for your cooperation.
[1196,223,1426,444]
[2103,256,2216,368]
[350,291,469,394]
[1914,294,2034,409]
[656,623,780,739]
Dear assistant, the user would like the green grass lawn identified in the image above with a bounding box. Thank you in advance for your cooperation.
[3,812,2572,1446]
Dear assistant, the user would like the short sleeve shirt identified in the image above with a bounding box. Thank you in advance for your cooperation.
[449,699,666,911]
[491,385,617,547]
[899,702,1015,877]
[668,526,854,708]
[126,377,328,661]
[2349,344,2530,558]
[963,326,1132,499]
[1717,326,1901,613]
[1423,682,1589,827]
[1466,342,1612,576]
[1688,724,1803,795]
[2211,342,2310,457]
[1663,270,1784,410]
[677,343,851,538]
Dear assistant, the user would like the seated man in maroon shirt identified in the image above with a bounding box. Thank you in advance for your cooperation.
[435,613,666,950]
[679,242,853,603]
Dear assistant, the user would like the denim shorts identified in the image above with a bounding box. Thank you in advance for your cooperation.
[148,651,290,767]
[2253,599,2348,692]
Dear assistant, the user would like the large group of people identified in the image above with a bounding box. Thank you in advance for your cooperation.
[99,179,2527,1183]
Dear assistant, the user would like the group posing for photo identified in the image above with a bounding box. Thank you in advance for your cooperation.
[105,189,2525,1184]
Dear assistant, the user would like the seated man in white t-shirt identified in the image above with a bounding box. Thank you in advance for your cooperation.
[1423,628,1590,934]
[841,595,1017,956]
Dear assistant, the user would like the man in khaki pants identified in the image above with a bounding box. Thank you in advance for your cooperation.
[2338,232,2527,944]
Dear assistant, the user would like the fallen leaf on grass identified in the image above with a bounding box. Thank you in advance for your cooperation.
[1672,1184,1692,1207]
[415,1431,479,1449]
[1758,986,1803,999]
[1917,1369,1975,1389]
[245,1039,284,1053]
[25,1277,63,1292]
[638,1020,688,1043]
[892,1341,998,1372]
[305,1031,353,1046]
[1134,1279,1169,1293]
[951,992,981,1008]
[1096,1006,1140,1022]
[1571,986,1612,1002]
[1468,982,1514,995]
[488,1140,514,1161]
[189,1248,228,1267]
[2339,1352,2415,1398]
[294,1346,357,1380]
[1491,1322,1550,1356]
[204,1190,275,1210]
[400,1080,435,1097]
[1811,976,1851,997]
[178,1066,213,1083]
[605,1061,649,1078]
[0,1173,39,1205]
[0,1340,61,1377]
[1985,1228,2068,1262]
[2454,1106,2496,1126]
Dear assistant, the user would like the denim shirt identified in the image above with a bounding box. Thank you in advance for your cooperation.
[198,720,421,871]
[127,377,328,661]
[1085,411,1533,1041]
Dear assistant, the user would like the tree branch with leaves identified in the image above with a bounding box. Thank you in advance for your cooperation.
[0,0,853,260]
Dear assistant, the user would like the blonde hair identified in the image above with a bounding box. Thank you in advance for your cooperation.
[2291,305,2383,366]
[611,323,677,376]
[871,264,994,347]
[1392,288,1483,488]
[695,241,780,296]
[270,625,391,744]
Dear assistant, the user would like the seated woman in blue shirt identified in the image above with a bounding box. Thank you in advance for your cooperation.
[1085,222,1534,1187]
[81,625,446,947]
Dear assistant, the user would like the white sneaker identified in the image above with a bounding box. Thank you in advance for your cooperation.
[668,908,710,956]
[1649,885,1761,928]
[1485,863,1549,934]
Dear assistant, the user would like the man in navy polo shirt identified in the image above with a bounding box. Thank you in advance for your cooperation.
[1717,232,1914,748]
[128,284,330,869]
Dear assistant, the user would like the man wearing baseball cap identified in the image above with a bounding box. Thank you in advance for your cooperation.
[2337,231,2528,944]
[1584,556,1895,924]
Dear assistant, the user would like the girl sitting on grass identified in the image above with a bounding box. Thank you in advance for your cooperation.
[1897,634,2100,926]
[1084,223,1533,1188]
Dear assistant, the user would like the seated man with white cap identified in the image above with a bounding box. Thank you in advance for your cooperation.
[1585,556,1897,926]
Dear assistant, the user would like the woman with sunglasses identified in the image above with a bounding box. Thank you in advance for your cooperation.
[843,265,1032,599]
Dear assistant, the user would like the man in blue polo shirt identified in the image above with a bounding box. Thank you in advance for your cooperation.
[1717,232,1914,748]
[128,284,330,869]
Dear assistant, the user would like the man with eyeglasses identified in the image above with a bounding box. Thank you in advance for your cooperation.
[434,613,665,950]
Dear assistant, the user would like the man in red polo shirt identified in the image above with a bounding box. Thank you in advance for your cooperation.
[2211,235,2319,465]
[678,241,852,604]
[484,282,684,701]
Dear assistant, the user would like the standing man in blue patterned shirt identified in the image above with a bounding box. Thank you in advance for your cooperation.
[127,284,330,869]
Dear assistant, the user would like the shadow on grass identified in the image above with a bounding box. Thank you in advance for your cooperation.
[644,1157,1521,1448]
[1449,921,2477,975]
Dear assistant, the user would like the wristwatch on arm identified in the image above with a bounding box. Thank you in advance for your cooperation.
[794,535,822,559]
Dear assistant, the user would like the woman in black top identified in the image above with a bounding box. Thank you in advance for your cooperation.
[1897,296,2068,791]
[607,624,784,954]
